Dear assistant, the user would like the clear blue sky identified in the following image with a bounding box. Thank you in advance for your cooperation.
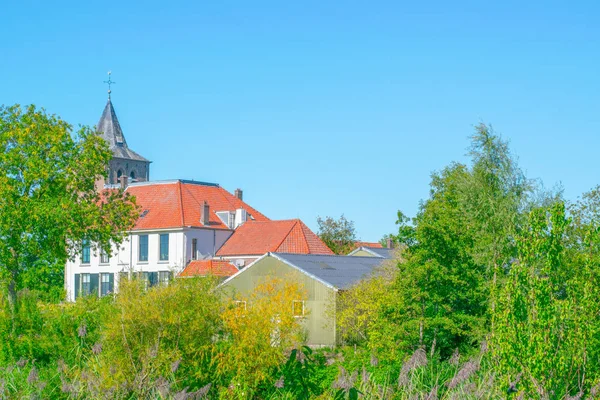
[2,1,599,241]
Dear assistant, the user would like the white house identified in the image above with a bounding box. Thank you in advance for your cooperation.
[66,94,333,301]
[65,179,269,301]
[65,95,269,301]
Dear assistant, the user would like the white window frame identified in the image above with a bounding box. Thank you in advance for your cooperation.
[100,273,111,296]
[234,300,247,311]
[159,271,170,286]
[138,234,149,262]
[100,247,109,264]
[81,273,91,296]
[191,238,198,260]
[159,234,169,262]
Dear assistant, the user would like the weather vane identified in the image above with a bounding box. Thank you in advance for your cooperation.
[103,71,116,99]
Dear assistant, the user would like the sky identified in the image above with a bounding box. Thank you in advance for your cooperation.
[2,1,599,241]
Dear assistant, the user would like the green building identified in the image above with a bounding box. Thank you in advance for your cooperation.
[221,253,386,347]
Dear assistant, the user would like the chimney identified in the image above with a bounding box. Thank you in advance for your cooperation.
[201,201,210,226]
[120,175,128,190]
[386,237,394,249]
[234,188,243,200]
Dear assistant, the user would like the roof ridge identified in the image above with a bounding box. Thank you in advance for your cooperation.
[297,219,311,252]
[273,252,380,258]
[248,218,300,224]
[177,181,185,227]
[274,220,300,252]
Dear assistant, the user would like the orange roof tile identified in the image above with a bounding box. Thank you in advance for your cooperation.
[124,180,269,230]
[216,219,334,256]
[179,260,239,277]
[354,241,383,249]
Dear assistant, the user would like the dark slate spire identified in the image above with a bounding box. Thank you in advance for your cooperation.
[97,99,149,162]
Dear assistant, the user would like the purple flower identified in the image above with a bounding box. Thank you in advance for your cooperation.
[171,359,181,373]
[78,324,87,338]
[92,343,102,355]
[274,377,284,389]
[27,367,39,385]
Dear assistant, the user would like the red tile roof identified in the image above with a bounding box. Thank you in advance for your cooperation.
[179,260,239,277]
[216,219,334,256]
[354,241,383,249]
[124,180,269,230]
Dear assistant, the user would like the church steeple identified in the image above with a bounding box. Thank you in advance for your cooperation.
[96,74,151,185]
[98,99,128,148]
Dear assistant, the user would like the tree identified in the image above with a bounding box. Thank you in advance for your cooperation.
[491,202,600,397]
[317,215,357,255]
[216,277,307,396]
[370,124,533,359]
[381,210,417,248]
[0,105,139,315]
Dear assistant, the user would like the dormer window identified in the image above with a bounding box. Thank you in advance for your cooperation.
[216,211,236,229]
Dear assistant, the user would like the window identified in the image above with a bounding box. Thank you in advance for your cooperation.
[234,300,247,311]
[292,300,305,317]
[159,234,169,261]
[159,271,171,286]
[100,247,109,264]
[216,211,236,229]
[140,271,150,290]
[191,238,198,260]
[130,170,136,180]
[81,240,90,264]
[100,273,113,296]
[117,169,123,179]
[138,235,148,262]
[81,273,91,296]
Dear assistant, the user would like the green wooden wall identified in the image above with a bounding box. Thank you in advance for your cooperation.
[222,256,337,346]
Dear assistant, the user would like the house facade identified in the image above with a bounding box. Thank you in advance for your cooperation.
[66,94,335,300]
[65,179,269,301]
[221,253,387,347]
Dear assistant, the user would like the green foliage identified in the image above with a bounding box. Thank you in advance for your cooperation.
[271,347,321,399]
[0,104,139,310]
[317,215,357,254]
[492,202,600,397]
[336,262,397,348]
[215,277,307,397]
[366,125,534,362]
[93,277,223,395]
[2,110,600,399]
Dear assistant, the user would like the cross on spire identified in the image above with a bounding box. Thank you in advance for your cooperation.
[103,71,116,99]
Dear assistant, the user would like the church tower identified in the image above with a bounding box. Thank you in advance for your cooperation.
[97,79,151,185]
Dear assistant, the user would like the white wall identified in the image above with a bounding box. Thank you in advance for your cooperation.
[67,230,184,301]
[66,228,234,301]
[183,228,233,262]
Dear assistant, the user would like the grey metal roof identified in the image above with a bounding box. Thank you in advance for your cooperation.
[97,99,149,162]
[347,246,395,259]
[272,253,387,290]
[365,247,395,259]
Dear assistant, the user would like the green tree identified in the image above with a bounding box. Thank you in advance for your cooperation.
[388,164,488,357]
[317,215,357,255]
[370,124,533,359]
[491,202,600,397]
[0,105,138,315]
